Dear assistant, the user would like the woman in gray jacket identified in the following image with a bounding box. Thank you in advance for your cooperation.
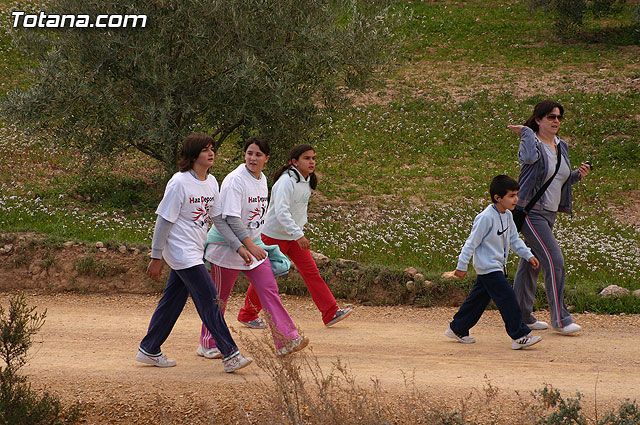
[507,100,590,335]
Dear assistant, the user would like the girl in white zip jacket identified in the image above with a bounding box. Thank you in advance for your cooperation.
[238,144,353,327]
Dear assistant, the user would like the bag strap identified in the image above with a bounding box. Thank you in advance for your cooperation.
[524,143,562,212]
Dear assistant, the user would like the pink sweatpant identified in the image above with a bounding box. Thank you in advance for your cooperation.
[200,258,298,349]
[238,234,339,325]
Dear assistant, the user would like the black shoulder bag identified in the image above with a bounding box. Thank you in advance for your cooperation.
[513,145,562,232]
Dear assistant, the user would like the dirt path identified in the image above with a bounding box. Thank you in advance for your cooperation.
[13,293,640,423]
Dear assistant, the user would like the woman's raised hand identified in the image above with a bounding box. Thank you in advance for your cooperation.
[507,125,524,135]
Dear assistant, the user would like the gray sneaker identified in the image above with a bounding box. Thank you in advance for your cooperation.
[222,352,253,373]
[325,308,353,327]
[512,334,542,350]
[196,344,222,359]
[136,350,176,367]
[238,317,268,329]
[276,336,310,356]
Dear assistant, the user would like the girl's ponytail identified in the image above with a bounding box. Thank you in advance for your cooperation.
[273,144,318,190]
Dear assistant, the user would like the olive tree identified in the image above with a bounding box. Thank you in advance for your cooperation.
[2,0,395,173]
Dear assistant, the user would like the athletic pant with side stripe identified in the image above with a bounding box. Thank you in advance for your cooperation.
[514,209,574,329]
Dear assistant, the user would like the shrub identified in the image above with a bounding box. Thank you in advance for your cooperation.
[0,292,81,424]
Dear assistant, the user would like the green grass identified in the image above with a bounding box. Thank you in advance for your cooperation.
[0,0,638,311]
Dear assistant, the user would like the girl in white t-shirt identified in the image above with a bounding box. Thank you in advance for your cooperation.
[199,136,308,357]
[137,134,252,373]
[238,144,352,327]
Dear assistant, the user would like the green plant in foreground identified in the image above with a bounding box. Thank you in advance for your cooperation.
[0,292,81,424]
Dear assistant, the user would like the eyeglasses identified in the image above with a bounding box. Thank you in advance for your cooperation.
[545,114,563,121]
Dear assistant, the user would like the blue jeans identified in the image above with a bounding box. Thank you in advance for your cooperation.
[140,264,238,357]
[450,271,530,340]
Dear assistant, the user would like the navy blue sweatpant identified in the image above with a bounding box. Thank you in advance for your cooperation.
[139,264,238,357]
[450,271,531,340]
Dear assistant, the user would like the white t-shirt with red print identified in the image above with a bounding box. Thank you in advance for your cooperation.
[205,164,269,270]
[156,171,221,270]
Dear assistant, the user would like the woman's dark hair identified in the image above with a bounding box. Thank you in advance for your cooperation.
[177,134,215,172]
[243,136,271,156]
[490,174,519,203]
[273,144,318,190]
[524,100,564,133]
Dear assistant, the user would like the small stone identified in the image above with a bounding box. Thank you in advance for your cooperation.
[337,258,358,268]
[95,241,104,248]
[423,280,433,287]
[98,247,108,253]
[599,285,630,299]
[441,271,456,279]
[131,248,140,256]
[63,241,74,248]
[633,289,640,298]
[118,245,127,254]
[414,273,425,283]
[406,281,415,291]
[404,267,418,278]
[3,244,13,252]
[311,251,330,266]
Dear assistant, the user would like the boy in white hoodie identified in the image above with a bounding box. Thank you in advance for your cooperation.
[446,175,543,350]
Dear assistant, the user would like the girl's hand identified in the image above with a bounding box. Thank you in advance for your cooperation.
[528,257,540,269]
[146,258,163,281]
[296,236,310,250]
[237,246,254,266]
[577,163,591,179]
[454,269,466,279]
[507,125,523,135]
[245,241,267,261]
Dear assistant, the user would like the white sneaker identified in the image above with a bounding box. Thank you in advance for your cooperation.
[238,318,268,329]
[553,323,582,334]
[512,334,542,350]
[276,336,310,356]
[527,320,548,330]
[196,344,222,359]
[445,326,476,344]
[136,350,176,367]
[222,352,253,373]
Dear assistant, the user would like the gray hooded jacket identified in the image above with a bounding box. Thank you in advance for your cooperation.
[516,126,582,214]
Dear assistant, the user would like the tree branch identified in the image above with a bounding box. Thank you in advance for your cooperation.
[213,117,244,152]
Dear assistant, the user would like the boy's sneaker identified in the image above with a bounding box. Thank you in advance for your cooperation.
[276,336,310,356]
[222,352,253,373]
[512,334,542,350]
[136,350,176,367]
[196,344,222,359]
[527,320,549,330]
[238,318,267,329]
[552,323,582,334]
[445,326,476,344]
[325,308,353,327]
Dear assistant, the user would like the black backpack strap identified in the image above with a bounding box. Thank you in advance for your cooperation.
[524,144,562,212]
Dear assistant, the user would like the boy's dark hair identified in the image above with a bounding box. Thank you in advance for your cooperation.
[243,136,271,156]
[178,134,214,172]
[490,175,519,203]
[273,144,318,190]
[524,99,564,133]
